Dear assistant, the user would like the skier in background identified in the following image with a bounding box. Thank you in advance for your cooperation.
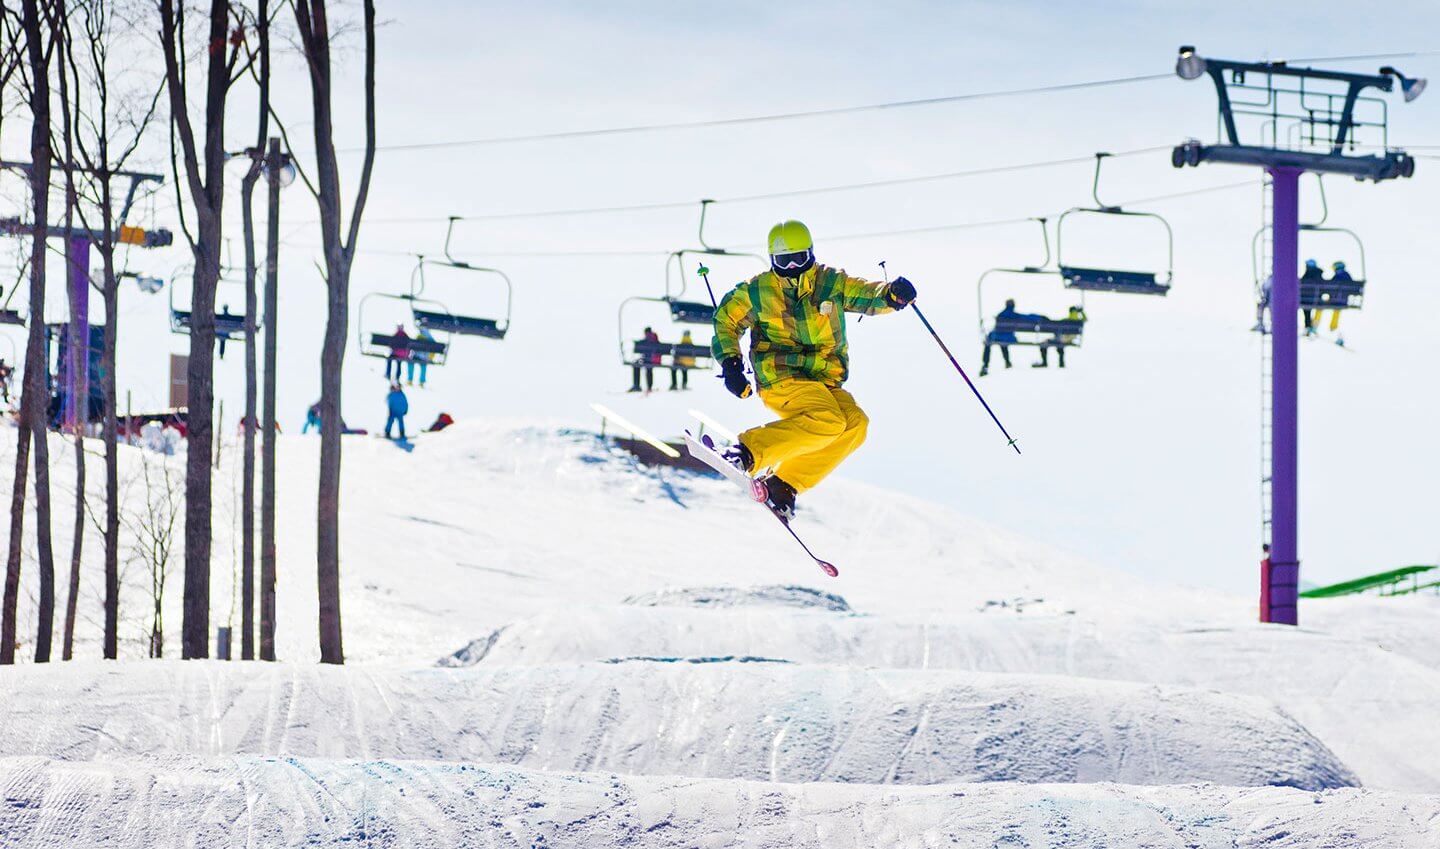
[1035,304,1085,369]
[0,357,11,404]
[980,298,1027,376]
[302,402,322,434]
[1300,259,1324,335]
[426,411,455,433]
[408,327,436,387]
[384,382,409,440]
[386,324,410,381]
[1323,260,1353,343]
[671,329,696,391]
[628,326,661,393]
[712,219,915,519]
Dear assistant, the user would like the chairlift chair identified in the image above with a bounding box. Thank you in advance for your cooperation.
[168,264,260,355]
[976,218,1088,352]
[408,217,513,340]
[1056,153,1175,296]
[617,201,761,367]
[357,290,451,366]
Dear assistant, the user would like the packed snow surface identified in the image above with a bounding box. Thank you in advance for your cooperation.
[1,419,1437,847]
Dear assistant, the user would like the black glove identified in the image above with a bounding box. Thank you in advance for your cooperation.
[720,356,752,399]
[886,276,917,309]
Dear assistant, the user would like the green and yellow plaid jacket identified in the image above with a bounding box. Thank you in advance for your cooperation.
[712,264,896,389]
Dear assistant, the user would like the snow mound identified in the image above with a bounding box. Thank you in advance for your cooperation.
[0,660,1354,789]
[457,603,1440,791]
[622,584,853,612]
[2,755,1433,849]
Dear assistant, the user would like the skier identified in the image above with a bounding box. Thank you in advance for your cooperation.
[386,324,410,381]
[1036,305,1085,369]
[711,219,915,519]
[628,327,661,393]
[1300,259,1324,336]
[0,357,11,404]
[408,327,436,387]
[671,329,695,391]
[1322,260,1353,341]
[981,298,1031,376]
[384,382,409,440]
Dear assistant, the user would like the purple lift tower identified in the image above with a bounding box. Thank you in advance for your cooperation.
[1170,47,1424,625]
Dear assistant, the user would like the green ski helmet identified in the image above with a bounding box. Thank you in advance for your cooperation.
[767,219,815,278]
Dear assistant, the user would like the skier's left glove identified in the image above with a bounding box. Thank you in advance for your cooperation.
[886,276,916,309]
[720,356,753,399]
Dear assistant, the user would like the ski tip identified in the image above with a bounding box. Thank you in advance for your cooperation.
[817,560,839,578]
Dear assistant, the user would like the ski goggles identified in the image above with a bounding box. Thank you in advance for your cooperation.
[771,249,811,270]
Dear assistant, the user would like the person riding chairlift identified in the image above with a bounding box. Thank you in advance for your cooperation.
[1035,305,1085,369]
[671,329,695,391]
[1300,259,1324,336]
[629,326,661,393]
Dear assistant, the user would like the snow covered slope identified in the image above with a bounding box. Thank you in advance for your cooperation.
[1,419,1437,847]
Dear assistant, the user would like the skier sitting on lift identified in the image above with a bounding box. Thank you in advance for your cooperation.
[1035,305,1085,369]
[981,298,1046,376]
[712,219,915,519]
[1300,259,1324,335]
[1320,260,1352,341]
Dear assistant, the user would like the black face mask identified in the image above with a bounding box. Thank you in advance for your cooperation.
[772,250,814,279]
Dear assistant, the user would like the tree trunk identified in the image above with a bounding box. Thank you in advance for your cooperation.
[101,251,119,659]
[259,139,279,662]
[316,253,346,664]
[19,0,57,664]
[1,421,31,664]
[161,0,234,660]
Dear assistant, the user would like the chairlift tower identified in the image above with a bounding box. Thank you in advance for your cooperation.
[0,162,172,429]
[1171,47,1423,625]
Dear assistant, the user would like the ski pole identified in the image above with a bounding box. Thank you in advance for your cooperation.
[697,263,718,308]
[911,302,1022,455]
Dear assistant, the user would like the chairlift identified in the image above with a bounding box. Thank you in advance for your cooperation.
[1056,153,1174,296]
[168,262,258,357]
[356,286,451,367]
[617,200,762,367]
[976,217,1087,352]
[1250,175,1367,312]
[409,217,512,340]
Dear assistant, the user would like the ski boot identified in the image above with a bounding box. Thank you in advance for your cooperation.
[721,441,755,475]
[761,476,798,521]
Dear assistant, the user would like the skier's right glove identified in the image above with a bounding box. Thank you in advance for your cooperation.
[720,356,753,399]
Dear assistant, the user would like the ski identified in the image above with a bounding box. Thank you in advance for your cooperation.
[682,430,839,578]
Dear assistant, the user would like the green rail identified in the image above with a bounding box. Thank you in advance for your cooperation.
[1301,564,1438,598]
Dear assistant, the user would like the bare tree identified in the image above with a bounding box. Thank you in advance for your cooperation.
[52,0,86,661]
[2,0,60,664]
[293,0,376,664]
[121,439,181,657]
[158,0,247,659]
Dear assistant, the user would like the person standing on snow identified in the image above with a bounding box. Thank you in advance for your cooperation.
[711,219,916,519]
[384,382,409,440]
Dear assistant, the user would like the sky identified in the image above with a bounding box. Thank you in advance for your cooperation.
[1,0,1438,595]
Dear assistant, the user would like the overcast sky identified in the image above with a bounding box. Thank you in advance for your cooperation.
[2,0,1438,595]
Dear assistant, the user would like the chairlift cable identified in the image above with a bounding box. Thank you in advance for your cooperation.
[346,145,1176,226]
[344,74,1174,154]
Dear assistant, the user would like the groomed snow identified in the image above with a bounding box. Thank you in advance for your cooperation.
[0,659,1355,789]
[2,756,1436,849]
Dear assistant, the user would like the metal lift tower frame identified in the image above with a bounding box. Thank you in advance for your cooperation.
[1170,47,1422,625]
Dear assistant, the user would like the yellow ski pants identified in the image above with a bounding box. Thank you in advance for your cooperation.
[739,379,868,493]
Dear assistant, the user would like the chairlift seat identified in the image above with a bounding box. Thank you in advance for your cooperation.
[1299,279,1364,309]
[990,317,1085,347]
[413,309,506,339]
[631,339,714,363]
[668,300,715,324]
[1060,266,1171,295]
[0,309,23,326]
[172,309,249,337]
[368,332,448,357]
